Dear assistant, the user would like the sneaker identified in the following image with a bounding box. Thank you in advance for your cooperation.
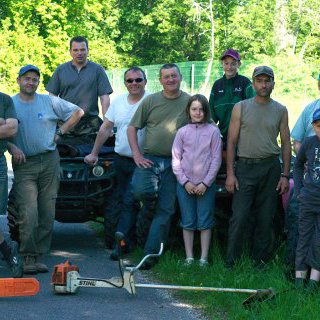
[183,258,194,266]
[35,258,49,273]
[6,242,23,278]
[23,255,37,274]
[199,259,209,267]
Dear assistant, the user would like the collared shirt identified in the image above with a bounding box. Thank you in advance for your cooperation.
[46,61,113,116]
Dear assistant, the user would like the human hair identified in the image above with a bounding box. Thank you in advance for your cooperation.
[186,94,211,123]
[159,63,181,78]
[70,36,89,50]
[123,67,147,81]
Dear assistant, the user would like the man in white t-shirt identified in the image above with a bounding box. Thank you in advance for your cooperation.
[84,67,148,259]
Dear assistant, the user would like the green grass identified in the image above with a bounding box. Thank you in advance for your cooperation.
[149,240,320,320]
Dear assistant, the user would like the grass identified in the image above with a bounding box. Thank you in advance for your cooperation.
[89,219,320,319]
[149,239,320,320]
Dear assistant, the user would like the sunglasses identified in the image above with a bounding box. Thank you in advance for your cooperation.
[126,78,144,83]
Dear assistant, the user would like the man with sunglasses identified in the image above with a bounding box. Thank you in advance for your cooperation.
[128,63,190,269]
[46,36,113,143]
[84,67,149,259]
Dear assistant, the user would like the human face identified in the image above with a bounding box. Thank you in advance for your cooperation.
[159,67,182,95]
[70,41,88,66]
[17,71,39,96]
[189,100,205,123]
[252,75,275,98]
[222,56,240,79]
[313,121,320,139]
[124,70,146,96]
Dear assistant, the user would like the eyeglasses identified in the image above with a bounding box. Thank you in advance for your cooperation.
[125,78,144,83]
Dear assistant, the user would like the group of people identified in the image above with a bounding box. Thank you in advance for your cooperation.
[0,36,319,294]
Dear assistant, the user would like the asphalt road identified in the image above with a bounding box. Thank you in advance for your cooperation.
[0,167,203,320]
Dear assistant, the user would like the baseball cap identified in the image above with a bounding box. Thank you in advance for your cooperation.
[252,66,274,79]
[312,108,320,123]
[18,65,40,77]
[220,49,240,61]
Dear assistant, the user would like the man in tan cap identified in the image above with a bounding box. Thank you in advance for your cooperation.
[225,66,291,268]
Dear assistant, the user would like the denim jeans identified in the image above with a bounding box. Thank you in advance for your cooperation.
[132,154,177,254]
[114,155,138,247]
[13,150,60,256]
[0,155,8,215]
[177,183,215,230]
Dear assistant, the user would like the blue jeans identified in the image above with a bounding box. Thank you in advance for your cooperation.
[114,155,138,247]
[0,155,8,215]
[177,183,215,230]
[132,154,177,254]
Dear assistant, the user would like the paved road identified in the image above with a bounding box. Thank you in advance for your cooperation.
[0,167,203,320]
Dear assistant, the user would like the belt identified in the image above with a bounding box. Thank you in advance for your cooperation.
[116,153,134,161]
[237,155,278,164]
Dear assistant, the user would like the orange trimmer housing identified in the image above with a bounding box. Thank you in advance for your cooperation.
[51,260,79,286]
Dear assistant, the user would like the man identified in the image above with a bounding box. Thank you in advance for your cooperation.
[225,66,291,268]
[46,36,113,143]
[285,73,320,270]
[0,93,23,277]
[84,67,149,259]
[209,49,255,146]
[8,65,84,274]
[127,63,190,269]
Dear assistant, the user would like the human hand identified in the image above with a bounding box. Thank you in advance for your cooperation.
[276,177,289,195]
[225,174,239,194]
[132,152,153,168]
[185,182,196,195]
[194,183,207,196]
[9,145,26,164]
[84,153,99,166]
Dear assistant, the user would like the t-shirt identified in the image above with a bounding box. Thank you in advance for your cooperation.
[209,73,255,142]
[12,94,80,156]
[105,92,149,157]
[130,91,190,156]
[0,92,16,153]
[237,98,287,158]
[294,135,320,204]
[46,61,113,116]
[291,99,320,142]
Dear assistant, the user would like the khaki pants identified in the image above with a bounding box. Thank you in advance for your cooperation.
[13,150,60,256]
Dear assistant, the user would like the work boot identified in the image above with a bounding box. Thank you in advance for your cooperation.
[294,277,305,290]
[23,255,37,274]
[35,257,49,273]
[6,242,23,278]
[305,280,319,294]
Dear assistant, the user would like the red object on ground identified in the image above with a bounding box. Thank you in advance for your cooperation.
[0,278,40,297]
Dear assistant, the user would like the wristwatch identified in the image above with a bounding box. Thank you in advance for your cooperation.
[281,173,290,180]
[56,128,64,136]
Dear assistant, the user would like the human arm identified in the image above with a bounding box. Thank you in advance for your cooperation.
[276,109,291,195]
[0,118,18,139]
[293,140,302,155]
[54,108,84,143]
[225,103,241,193]
[7,142,26,164]
[99,94,110,119]
[84,119,113,165]
[209,86,218,123]
[127,125,153,168]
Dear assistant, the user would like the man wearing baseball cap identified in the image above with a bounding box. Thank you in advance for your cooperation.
[8,65,84,274]
[225,65,291,268]
[209,49,255,147]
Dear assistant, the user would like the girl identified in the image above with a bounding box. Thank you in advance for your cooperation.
[172,94,222,266]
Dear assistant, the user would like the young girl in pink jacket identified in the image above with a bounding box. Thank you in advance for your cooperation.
[172,94,222,266]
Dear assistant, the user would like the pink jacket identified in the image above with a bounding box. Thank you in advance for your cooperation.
[172,123,222,187]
